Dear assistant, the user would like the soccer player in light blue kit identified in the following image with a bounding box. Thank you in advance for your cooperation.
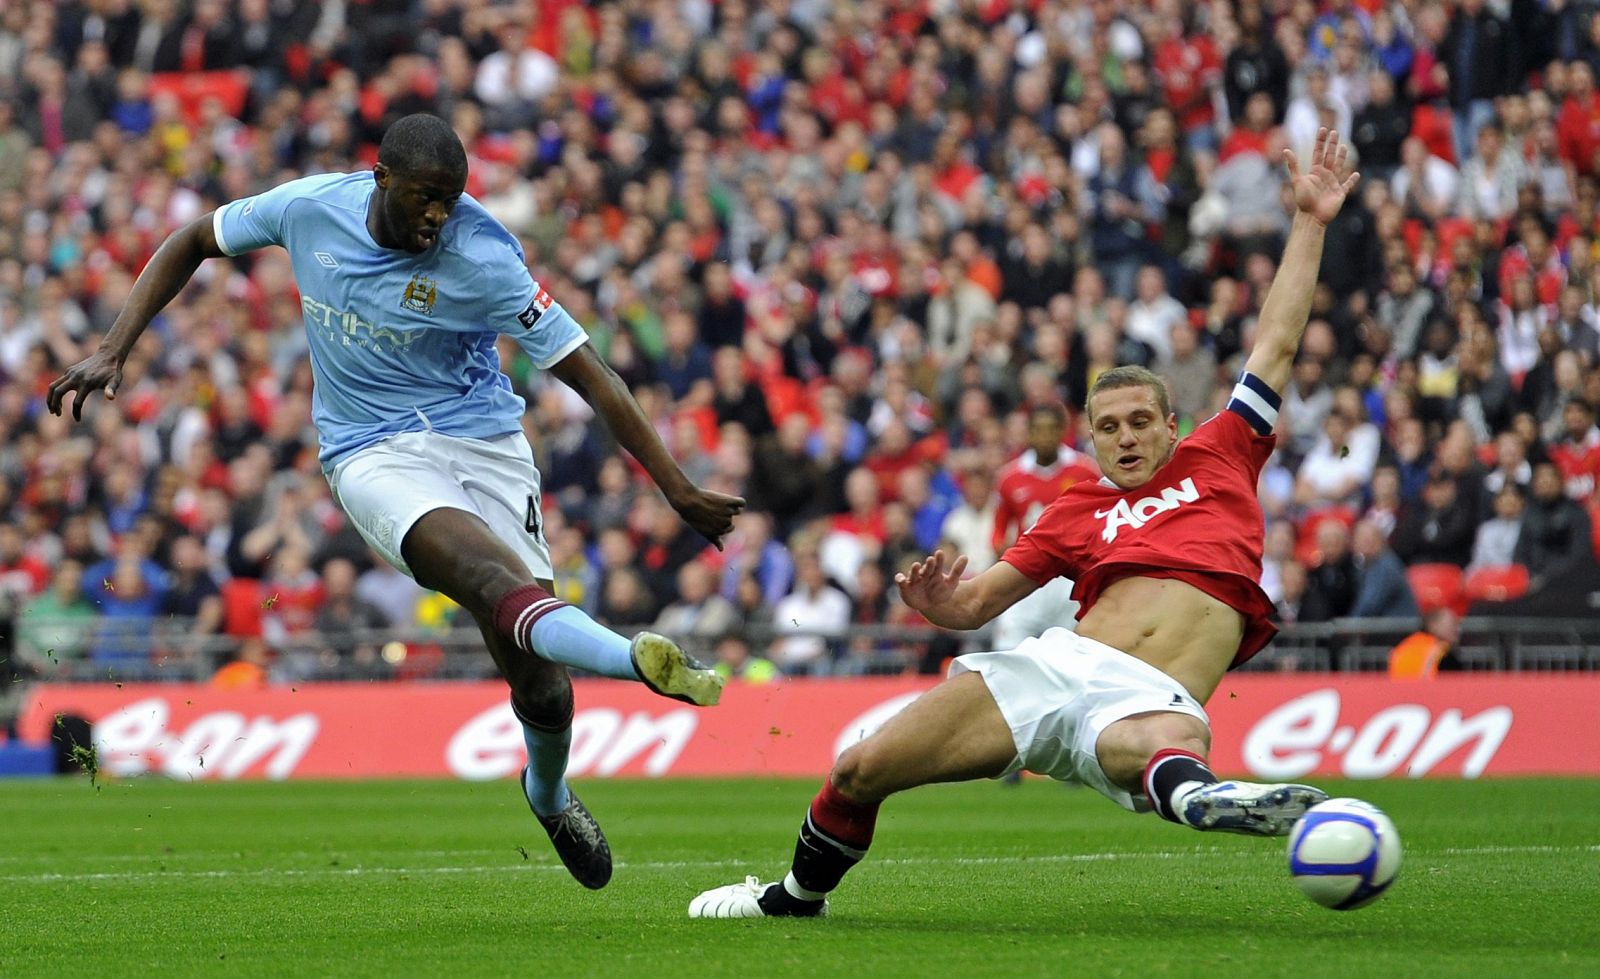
[48,114,743,890]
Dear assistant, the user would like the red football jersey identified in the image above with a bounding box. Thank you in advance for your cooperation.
[1001,408,1277,667]
[1550,426,1600,502]
[992,446,1101,551]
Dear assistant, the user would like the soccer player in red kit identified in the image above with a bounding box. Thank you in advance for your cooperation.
[991,403,1100,646]
[992,404,1100,551]
[690,130,1359,919]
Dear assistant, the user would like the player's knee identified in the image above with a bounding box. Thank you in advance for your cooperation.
[512,676,574,730]
[829,742,890,804]
[1099,713,1211,787]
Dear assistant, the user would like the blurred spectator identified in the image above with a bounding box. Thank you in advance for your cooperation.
[1516,461,1595,579]
[1389,607,1462,678]
[1457,123,1526,221]
[86,547,168,666]
[1469,484,1527,573]
[588,457,639,535]
[1275,559,1310,624]
[711,348,773,439]
[313,557,389,666]
[0,522,49,605]
[1393,472,1478,566]
[1259,520,1298,608]
[261,544,324,640]
[711,632,778,684]
[940,468,999,571]
[547,524,599,610]
[750,414,824,536]
[1392,137,1461,222]
[653,558,739,643]
[1300,521,1358,622]
[160,534,222,647]
[17,560,95,673]
[357,553,424,632]
[1296,409,1381,510]
[598,566,658,627]
[771,544,850,674]
[1350,520,1421,618]
[1439,0,1515,162]
[1224,6,1290,121]
[1351,70,1410,180]
[1548,398,1600,501]
[1363,465,1407,538]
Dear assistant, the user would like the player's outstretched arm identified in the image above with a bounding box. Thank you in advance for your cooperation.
[48,212,227,420]
[1242,128,1359,397]
[895,549,1039,631]
[550,343,745,548]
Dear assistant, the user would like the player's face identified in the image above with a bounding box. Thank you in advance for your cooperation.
[374,163,465,253]
[1087,385,1178,490]
[1027,414,1064,455]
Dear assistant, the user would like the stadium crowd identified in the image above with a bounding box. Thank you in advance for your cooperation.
[2,0,1600,683]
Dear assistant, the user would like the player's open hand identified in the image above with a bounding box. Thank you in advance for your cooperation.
[895,549,968,613]
[669,486,746,550]
[46,348,124,421]
[1286,128,1359,227]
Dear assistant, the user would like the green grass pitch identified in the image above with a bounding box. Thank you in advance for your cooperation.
[3,776,1597,977]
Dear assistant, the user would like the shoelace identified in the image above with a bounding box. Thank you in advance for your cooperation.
[551,805,604,850]
[742,875,763,893]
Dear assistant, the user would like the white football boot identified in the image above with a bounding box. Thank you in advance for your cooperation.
[688,876,828,918]
[1179,781,1329,836]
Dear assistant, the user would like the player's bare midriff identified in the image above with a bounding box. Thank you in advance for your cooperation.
[1074,575,1244,703]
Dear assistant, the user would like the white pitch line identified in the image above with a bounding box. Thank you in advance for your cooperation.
[1,844,1594,885]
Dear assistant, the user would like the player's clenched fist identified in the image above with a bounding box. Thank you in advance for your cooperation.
[895,549,969,613]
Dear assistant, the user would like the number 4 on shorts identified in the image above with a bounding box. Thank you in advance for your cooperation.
[525,494,542,537]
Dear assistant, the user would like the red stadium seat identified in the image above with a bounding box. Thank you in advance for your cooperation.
[1463,564,1530,604]
[1406,563,1466,615]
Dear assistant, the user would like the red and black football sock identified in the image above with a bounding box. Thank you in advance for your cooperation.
[1143,748,1217,825]
[759,779,879,916]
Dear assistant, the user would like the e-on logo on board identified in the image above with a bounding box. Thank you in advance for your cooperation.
[401,273,438,315]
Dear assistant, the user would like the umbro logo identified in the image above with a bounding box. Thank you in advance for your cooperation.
[315,252,340,268]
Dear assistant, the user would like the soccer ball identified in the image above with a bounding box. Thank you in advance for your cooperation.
[1287,798,1402,910]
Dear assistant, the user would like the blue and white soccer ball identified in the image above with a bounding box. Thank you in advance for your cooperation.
[1287,798,1402,910]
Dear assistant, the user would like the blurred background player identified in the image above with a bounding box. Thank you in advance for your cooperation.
[46,114,744,891]
[689,129,1357,920]
[989,403,1101,649]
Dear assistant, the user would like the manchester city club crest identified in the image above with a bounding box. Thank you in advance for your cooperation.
[400,273,437,315]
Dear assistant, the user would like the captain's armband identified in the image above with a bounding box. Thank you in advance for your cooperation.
[1225,372,1282,436]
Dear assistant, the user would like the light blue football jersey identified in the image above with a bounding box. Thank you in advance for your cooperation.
[212,171,586,470]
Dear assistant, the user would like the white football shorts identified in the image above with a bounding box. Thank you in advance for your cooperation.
[950,627,1209,812]
[327,429,553,581]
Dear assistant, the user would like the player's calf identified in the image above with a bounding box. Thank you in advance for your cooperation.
[494,586,723,705]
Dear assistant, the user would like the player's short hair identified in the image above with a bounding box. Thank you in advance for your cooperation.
[378,114,468,180]
[1028,402,1066,427]
[1086,365,1172,421]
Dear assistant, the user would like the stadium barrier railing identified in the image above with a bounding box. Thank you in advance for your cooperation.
[4,614,1597,688]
